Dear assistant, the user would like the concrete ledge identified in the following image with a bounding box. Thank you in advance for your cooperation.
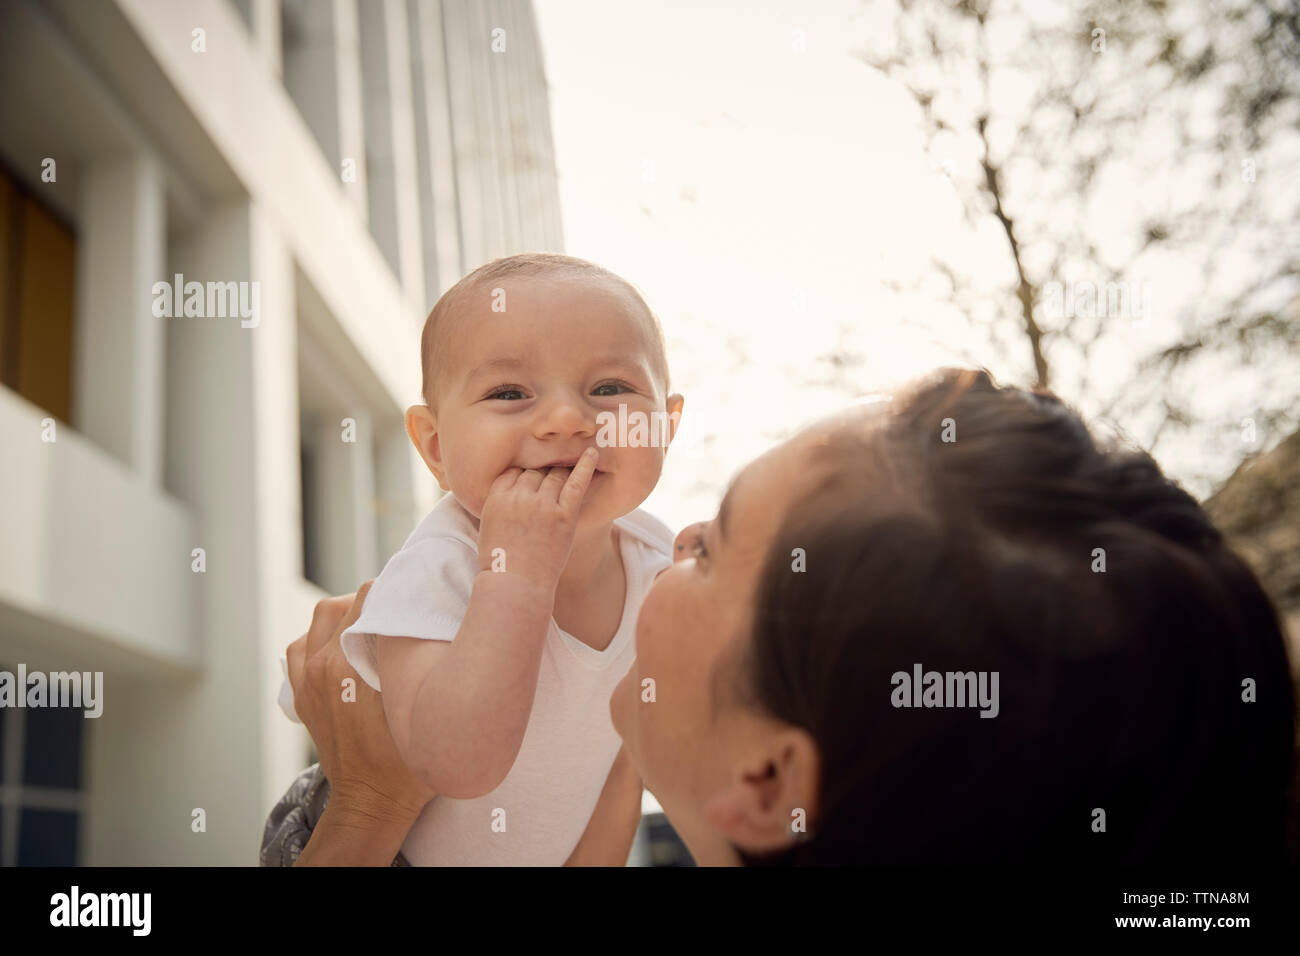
[0,387,198,673]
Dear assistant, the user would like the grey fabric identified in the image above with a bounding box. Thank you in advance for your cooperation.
[259,763,411,867]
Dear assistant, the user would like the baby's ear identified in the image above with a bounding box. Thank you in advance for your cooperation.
[663,393,685,450]
[405,405,448,489]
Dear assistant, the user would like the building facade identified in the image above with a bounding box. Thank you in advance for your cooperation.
[0,0,562,864]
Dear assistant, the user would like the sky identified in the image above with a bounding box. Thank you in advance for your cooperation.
[532,0,996,535]
[532,0,1295,543]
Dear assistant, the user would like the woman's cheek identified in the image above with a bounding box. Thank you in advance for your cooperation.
[610,666,635,738]
[635,576,696,705]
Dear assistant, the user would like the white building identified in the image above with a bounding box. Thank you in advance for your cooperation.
[0,0,562,865]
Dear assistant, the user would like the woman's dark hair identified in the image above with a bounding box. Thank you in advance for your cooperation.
[738,368,1296,865]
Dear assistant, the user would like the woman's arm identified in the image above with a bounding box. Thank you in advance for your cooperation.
[295,793,424,867]
[285,585,435,866]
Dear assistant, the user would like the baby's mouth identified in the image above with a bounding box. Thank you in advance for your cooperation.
[524,463,610,479]
[530,457,607,473]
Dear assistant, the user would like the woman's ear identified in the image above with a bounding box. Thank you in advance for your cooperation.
[700,723,820,856]
[405,405,449,490]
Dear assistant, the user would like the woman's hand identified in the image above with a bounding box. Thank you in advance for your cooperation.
[285,583,435,865]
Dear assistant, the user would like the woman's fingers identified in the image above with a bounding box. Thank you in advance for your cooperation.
[305,593,354,656]
[304,581,371,657]
[340,581,373,636]
[285,633,307,709]
[294,582,372,715]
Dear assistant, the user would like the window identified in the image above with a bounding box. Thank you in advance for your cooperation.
[296,285,385,595]
[637,811,695,867]
[295,267,417,595]
[300,440,322,588]
[297,402,382,595]
[0,166,76,423]
[280,0,355,179]
[0,670,86,866]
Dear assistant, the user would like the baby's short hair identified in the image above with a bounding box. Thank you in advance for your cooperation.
[420,253,671,409]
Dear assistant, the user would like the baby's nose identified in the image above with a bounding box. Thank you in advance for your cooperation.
[533,393,595,439]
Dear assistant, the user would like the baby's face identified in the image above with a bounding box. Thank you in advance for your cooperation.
[426,276,677,527]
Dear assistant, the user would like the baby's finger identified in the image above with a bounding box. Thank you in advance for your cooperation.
[539,464,572,499]
[558,447,599,512]
[516,467,547,493]
[489,466,523,496]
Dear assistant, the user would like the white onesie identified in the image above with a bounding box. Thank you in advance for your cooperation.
[277,491,673,866]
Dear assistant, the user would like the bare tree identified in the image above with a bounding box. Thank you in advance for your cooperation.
[860,0,1300,490]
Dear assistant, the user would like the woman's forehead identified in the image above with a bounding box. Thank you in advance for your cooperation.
[726,407,887,525]
[727,432,826,522]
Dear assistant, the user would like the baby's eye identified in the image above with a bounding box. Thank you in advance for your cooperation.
[486,386,527,401]
[592,381,632,396]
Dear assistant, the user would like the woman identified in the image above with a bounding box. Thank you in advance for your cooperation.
[278,368,1297,865]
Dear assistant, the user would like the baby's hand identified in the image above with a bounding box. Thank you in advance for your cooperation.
[478,447,599,594]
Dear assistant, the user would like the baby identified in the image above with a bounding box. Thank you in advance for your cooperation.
[280,253,684,866]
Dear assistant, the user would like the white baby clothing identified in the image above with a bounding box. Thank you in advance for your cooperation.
[277,491,673,865]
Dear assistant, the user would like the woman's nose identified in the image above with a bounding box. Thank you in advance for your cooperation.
[673,522,706,563]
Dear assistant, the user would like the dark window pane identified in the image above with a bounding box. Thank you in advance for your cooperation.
[18,808,78,866]
[645,812,695,867]
[23,703,83,789]
[0,180,77,423]
[301,442,321,588]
